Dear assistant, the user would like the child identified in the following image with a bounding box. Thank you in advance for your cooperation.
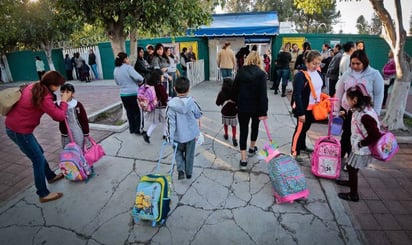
[142,69,168,144]
[166,76,203,180]
[80,60,91,82]
[215,77,238,146]
[58,83,89,149]
[336,84,381,202]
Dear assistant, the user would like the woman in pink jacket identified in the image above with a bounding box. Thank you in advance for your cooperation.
[382,50,396,108]
[5,71,70,203]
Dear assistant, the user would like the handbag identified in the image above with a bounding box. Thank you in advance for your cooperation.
[0,85,26,116]
[83,136,106,166]
[302,71,330,120]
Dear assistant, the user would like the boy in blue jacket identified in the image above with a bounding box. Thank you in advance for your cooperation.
[166,77,203,180]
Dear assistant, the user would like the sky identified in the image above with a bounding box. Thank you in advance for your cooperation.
[335,0,412,34]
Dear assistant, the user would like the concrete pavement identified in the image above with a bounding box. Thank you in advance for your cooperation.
[0,79,411,244]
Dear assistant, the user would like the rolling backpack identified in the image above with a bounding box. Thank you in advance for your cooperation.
[311,98,341,179]
[59,119,92,181]
[261,120,309,204]
[132,141,177,226]
[137,84,158,112]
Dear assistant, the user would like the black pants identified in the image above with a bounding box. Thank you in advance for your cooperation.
[238,112,260,151]
[121,95,143,134]
[291,110,314,156]
[65,69,73,80]
[37,71,45,80]
[383,78,395,107]
[328,79,338,97]
[340,110,352,158]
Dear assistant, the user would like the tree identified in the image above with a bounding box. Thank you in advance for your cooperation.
[225,0,252,12]
[56,0,212,64]
[409,14,412,35]
[292,0,341,33]
[356,15,370,34]
[343,0,411,131]
[255,0,296,21]
[252,0,341,33]
[19,0,78,70]
[370,13,382,35]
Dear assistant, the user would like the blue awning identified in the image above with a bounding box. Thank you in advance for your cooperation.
[188,12,279,37]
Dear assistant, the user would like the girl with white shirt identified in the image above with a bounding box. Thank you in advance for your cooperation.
[290,50,323,162]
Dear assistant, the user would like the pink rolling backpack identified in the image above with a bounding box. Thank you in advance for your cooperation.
[311,98,341,179]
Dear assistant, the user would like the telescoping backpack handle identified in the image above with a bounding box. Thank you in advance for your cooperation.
[156,141,178,175]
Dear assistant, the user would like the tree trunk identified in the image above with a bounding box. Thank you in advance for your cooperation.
[41,42,56,71]
[128,28,138,66]
[105,19,126,56]
[383,54,410,130]
[370,0,410,130]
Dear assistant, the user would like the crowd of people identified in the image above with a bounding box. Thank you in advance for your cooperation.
[5,38,400,205]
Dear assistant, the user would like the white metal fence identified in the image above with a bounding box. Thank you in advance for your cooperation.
[187,59,205,87]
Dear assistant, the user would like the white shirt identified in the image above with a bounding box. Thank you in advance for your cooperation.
[308,70,323,105]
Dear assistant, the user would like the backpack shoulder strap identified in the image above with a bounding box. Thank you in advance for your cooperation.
[302,70,318,102]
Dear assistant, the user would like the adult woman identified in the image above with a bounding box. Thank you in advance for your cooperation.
[217,41,236,79]
[334,50,384,159]
[151,43,171,91]
[165,47,178,97]
[231,51,268,170]
[290,50,323,163]
[134,47,151,77]
[114,52,144,134]
[382,50,396,108]
[273,44,292,97]
[6,71,69,203]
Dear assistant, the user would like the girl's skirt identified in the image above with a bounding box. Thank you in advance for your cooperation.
[347,152,373,169]
[222,115,237,126]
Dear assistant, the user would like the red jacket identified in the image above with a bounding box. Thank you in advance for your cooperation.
[5,83,68,134]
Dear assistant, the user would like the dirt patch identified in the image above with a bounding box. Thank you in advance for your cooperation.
[89,106,126,126]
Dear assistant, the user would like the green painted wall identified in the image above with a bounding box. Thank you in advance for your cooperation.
[272,34,412,71]
[4,35,411,82]
[6,48,65,82]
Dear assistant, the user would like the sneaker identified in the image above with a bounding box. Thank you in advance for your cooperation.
[281,94,286,97]
[223,134,228,140]
[178,171,185,180]
[248,146,258,157]
[143,132,150,144]
[274,90,279,95]
[338,192,359,202]
[232,138,238,147]
[294,155,304,163]
[239,160,247,171]
[186,174,192,179]
[302,147,314,153]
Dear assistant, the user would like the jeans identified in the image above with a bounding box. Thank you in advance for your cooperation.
[121,95,143,134]
[220,68,233,79]
[6,128,56,198]
[275,68,290,94]
[238,112,260,151]
[174,139,196,176]
[168,72,177,97]
[91,64,99,79]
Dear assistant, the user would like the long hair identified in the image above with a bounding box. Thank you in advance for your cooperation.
[244,51,263,70]
[220,77,233,98]
[346,84,373,111]
[32,71,65,107]
[147,69,163,86]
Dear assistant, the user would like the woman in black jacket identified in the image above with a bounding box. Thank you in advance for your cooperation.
[231,51,268,170]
